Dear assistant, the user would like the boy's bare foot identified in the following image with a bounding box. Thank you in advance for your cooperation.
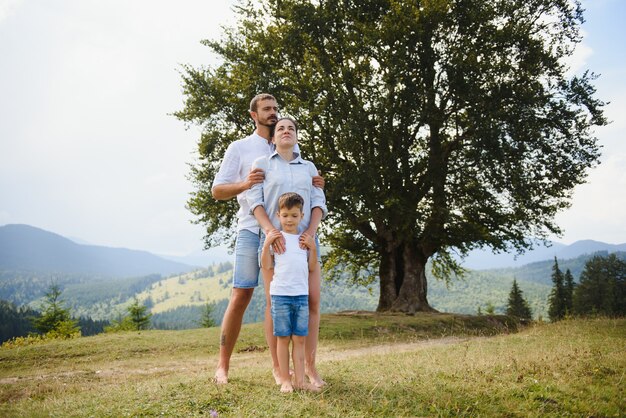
[280,382,294,393]
[295,382,321,392]
[272,368,282,385]
[214,368,228,384]
[272,368,295,385]
[306,367,326,388]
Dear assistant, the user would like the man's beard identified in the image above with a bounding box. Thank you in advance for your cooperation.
[259,118,277,128]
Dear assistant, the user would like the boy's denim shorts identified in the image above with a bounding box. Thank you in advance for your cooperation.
[232,229,261,289]
[259,232,322,265]
[271,295,309,337]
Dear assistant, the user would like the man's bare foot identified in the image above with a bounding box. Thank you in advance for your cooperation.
[214,368,228,384]
[280,382,294,393]
[295,382,321,392]
[306,367,326,388]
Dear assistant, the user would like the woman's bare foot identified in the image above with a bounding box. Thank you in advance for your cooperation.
[214,368,228,384]
[295,382,321,392]
[280,382,294,393]
[305,367,326,388]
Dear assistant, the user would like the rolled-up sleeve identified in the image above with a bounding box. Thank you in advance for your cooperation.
[212,142,240,188]
[308,162,328,219]
[247,157,268,215]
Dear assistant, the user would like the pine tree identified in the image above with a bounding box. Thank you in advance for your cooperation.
[506,279,533,320]
[548,258,566,321]
[199,303,216,328]
[32,284,80,337]
[573,254,626,316]
[127,298,152,331]
[564,269,575,314]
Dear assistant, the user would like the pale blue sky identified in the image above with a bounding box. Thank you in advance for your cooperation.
[0,0,624,257]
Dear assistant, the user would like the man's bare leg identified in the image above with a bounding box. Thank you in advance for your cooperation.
[214,287,254,384]
[261,268,281,384]
[305,263,326,387]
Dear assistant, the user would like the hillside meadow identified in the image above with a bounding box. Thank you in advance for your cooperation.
[1,313,623,417]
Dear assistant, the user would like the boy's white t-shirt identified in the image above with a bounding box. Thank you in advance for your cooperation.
[270,232,309,296]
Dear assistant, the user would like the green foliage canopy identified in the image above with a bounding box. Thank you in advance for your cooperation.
[176,0,606,312]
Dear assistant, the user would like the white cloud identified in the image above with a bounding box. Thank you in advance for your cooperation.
[0,0,22,23]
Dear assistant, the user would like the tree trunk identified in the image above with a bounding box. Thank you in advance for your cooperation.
[377,243,403,311]
[377,240,437,313]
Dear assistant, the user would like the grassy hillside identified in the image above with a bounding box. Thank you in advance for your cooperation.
[135,270,232,314]
[1,315,622,417]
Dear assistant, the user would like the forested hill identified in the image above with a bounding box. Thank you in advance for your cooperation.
[0,224,195,277]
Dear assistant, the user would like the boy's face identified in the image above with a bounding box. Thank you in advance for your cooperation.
[278,206,304,233]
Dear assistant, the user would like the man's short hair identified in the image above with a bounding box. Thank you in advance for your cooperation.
[278,192,304,212]
[249,93,276,112]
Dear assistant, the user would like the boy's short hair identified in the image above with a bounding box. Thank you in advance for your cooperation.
[249,93,276,112]
[278,192,304,212]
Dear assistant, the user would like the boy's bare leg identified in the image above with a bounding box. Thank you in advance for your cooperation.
[262,268,281,384]
[214,288,254,384]
[277,336,293,393]
[306,263,325,387]
[293,335,321,392]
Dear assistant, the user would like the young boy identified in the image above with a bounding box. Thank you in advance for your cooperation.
[261,192,321,393]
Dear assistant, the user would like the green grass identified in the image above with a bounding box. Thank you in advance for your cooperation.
[1,314,623,417]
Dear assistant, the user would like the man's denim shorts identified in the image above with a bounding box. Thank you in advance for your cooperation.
[271,295,309,337]
[233,229,261,289]
[258,232,322,265]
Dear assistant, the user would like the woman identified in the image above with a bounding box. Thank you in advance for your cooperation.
[247,116,327,387]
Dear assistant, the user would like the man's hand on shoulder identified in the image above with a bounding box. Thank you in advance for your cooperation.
[312,170,325,189]
[246,167,265,189]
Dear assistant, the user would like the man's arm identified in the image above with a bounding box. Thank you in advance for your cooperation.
[212,168,265,200]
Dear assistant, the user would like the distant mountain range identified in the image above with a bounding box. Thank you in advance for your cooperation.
[0,224,195,278]
[1,223,624,278]
[459,239,626,270]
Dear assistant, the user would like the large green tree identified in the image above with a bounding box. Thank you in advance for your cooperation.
[176,0,606,313]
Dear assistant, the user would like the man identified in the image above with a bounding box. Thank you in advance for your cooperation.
[212,93,323,384]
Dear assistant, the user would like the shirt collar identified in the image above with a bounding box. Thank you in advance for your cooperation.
[270,148,303,163]
[250,132,272,145]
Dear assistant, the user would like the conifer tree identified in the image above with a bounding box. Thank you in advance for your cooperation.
[573,254,626,316]
[32,284,80,337]
[506,279,532,320]
[199,302,216,328]
[564,268,575,314]
[127,298,152,331]
[548,258,566,321]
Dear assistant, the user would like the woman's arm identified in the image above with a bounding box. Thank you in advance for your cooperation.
[261,230,281,270]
